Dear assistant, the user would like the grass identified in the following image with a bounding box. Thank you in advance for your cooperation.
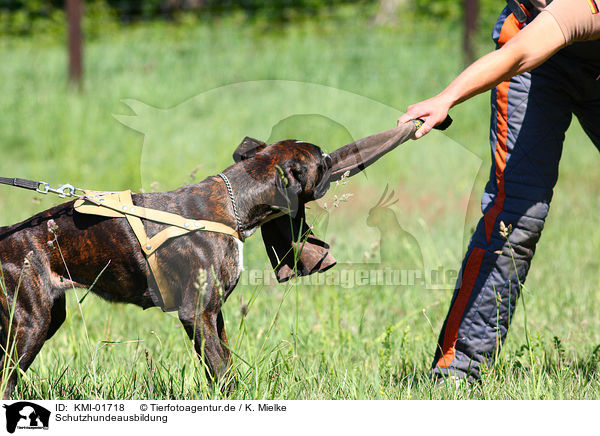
[1,7,599,399]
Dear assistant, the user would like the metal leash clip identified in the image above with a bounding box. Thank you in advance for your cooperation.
[36,182,84,198]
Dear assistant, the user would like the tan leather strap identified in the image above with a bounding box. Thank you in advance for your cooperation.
[146,252,176,310]
[76,191,240,241]
[74,189,240,311]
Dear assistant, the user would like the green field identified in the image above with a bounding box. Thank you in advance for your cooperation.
[1,8,599,400]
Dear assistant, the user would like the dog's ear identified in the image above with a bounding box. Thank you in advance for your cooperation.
[275,160,306,212]
[233,137,268,162]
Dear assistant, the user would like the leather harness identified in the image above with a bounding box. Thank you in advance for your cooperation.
[74,189,241,311]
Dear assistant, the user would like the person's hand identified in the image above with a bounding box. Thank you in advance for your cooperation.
[397,95,452,139]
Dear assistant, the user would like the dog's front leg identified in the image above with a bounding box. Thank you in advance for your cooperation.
[178,282,233,392]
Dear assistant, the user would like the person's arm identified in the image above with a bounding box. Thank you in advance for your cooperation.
[398,11,566,138]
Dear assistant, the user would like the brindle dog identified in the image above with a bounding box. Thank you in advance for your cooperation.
[0,139,332,398]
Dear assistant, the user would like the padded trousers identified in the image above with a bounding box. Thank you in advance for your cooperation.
[432,7,600,380]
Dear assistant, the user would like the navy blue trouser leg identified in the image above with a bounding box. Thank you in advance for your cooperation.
[430,8,600,379]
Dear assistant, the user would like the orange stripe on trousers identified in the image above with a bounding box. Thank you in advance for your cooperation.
[436,14,523,369]
[483,13,523,242]
[483,77,509,242]
[436,247,486,368]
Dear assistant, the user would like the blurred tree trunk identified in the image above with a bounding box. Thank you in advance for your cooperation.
[463,0,478,65]
[66,0,83,88]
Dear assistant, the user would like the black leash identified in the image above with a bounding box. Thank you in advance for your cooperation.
[0,177,40,191]
[0,177,83,198]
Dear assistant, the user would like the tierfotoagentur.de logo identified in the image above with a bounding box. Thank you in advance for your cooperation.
[3,402,50,433]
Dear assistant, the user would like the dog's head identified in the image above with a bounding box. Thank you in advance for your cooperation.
[233,137,332,211]
[233,137,337,282]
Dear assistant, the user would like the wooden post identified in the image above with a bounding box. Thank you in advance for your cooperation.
[66,0,83,87]
[463,0,478,66]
